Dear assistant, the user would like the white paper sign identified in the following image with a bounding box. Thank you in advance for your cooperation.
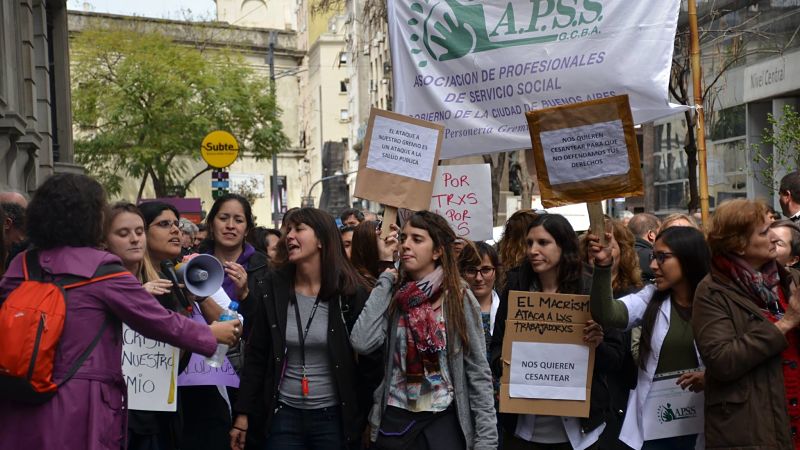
[366,115,440,182]
[508,341,589,400]
[642,372,705,440]
[388,0,687,158]
[539,120,629,185]
[121,324,179,412]
[429,164,493,240]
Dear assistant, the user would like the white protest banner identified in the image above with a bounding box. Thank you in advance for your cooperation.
[509,341,589,400]
[388,0,686,158]
[429,164,492,240]
[121,325,179,412]
[642,372,705,440]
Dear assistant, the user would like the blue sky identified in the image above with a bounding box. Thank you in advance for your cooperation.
[67,0,216,21]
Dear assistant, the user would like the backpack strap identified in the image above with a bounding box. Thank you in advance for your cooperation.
[22,250,43,281]
[62,263,129,290]
[56,315,110,387]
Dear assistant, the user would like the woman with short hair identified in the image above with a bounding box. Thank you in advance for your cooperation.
[693,199,800,449]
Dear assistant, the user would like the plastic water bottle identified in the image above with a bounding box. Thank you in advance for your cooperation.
[206,300,239,368]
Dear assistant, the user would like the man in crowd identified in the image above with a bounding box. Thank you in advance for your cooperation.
[779,170,800,223]
[339,208,364,227]
[627,212,661,283]
[193,223,208,248]
[178,218,198,254]
[1,191,28,266]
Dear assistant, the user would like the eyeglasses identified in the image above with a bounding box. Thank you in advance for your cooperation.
[152,220,180,229]
[464,266,496,278]
[650,252,675,265]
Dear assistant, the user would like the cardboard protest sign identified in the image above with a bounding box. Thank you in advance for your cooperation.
[388,0,685,158]
[500,291,595,417]
[354,108,444,212]
[429,164,492,240]
[122,325,179,412]
[526,95,644,208]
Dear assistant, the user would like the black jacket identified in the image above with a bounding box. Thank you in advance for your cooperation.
[490,264,627,435]
[634,237,655,283]
[234,266,378,447]
[240,250,270,339]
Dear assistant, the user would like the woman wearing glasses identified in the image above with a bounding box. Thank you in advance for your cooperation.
[588,226,710,450]
[458,241,500,358]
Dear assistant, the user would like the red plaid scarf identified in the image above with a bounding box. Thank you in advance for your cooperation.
[394,267,445,399]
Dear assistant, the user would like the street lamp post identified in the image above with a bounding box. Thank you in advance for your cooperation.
[303,170,357,208]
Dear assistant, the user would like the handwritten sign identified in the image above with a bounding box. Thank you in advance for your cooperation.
[526,95,644,208]
[354,108,444,211]
[121,325,179,412]
[367,115,439,181]
[500,291,595,417]
[509,342,589,400]
[540,120,630,185]
[177,353,240,388]
[429,164,492,240]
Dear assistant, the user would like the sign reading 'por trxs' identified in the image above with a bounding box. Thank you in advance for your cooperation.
[388,0,685,158]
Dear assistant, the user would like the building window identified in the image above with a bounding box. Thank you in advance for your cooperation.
[340,109,350,121]
[340,80,347,93]
[338,51,348,66]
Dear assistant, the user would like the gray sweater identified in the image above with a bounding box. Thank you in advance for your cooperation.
[350,271,499,450]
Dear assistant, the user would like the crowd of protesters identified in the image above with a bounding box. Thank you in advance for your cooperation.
[1,169,800,450]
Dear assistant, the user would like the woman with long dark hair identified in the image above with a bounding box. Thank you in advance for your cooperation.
[231,207,377,450]
[490,213,624,450]
[350,220,397,288]
[589,226,709,449]
[0,174,239,450]
[351,211,497,449]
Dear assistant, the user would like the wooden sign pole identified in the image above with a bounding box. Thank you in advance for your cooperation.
[382,206,398,239]
[688,0,710,227]
[587,202,607,245]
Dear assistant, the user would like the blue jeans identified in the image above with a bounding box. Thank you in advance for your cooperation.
[265,403,344,450]
[641,434,697,450]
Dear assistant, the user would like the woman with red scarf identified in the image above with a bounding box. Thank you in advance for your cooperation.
[693,198,800,449]
[350,211,498,450]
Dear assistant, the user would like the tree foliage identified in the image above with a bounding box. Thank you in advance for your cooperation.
[753,104,800,190]
[71,28,289,198]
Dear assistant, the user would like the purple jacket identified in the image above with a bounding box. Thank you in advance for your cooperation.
[0,247,217,450]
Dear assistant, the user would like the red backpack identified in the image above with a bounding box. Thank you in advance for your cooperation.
[0,251,128,404]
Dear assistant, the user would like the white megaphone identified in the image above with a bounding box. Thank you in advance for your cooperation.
[175,254,233,308]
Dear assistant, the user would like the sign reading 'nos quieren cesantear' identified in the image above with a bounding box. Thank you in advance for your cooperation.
[388,0,687,158]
